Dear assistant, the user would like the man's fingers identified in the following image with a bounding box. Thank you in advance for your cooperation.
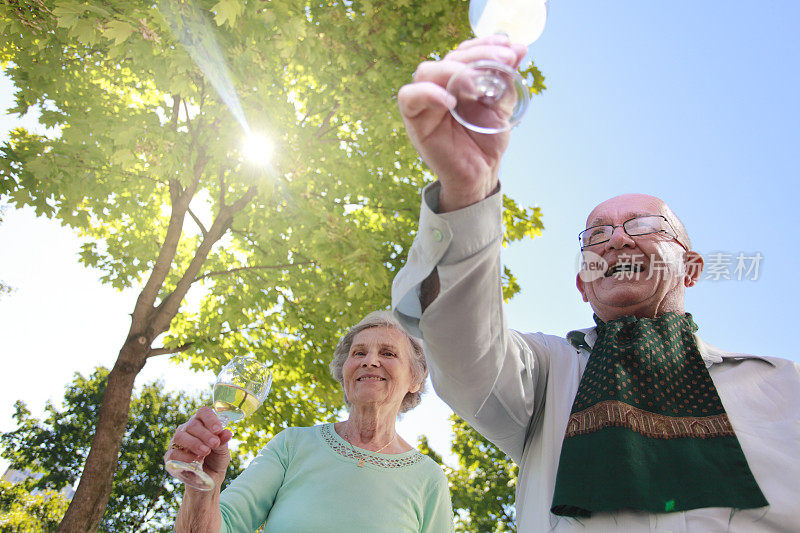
[413,59,468,91]
[398,82,454,120]
[444,43,523,69]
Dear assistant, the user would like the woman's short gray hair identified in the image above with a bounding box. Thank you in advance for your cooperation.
[329,310,427,414]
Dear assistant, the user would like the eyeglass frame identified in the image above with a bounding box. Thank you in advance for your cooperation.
[578,215,688,251]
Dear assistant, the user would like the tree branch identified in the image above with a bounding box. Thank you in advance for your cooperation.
[147,343,193,357]
[316,102,340,139]
[129,180,189,334]
[181,98,194,137]
[299,105,336,127]
[218,170,227,208]
[230,228,273,258]
[147,320,290,361]
[187,207,208,237]
[170,95,180,130]
[229,185,258,213]
[149,186,258,334]
[194,262,315,282]
[130,156,207,337]
[131,484,163,530]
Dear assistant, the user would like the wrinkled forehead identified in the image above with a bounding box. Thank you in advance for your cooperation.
[352,325,412,351]
[585,195,669,228]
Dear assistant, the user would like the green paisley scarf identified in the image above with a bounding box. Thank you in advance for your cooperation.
[551,313,767,517]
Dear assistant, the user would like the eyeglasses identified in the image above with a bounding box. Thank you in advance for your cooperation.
[578,215,686,250]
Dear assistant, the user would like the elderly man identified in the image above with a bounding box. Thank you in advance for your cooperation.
[392,36,800,531]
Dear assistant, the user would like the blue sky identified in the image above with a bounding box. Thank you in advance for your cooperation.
[1,0,799,476]
[501,1,800,361]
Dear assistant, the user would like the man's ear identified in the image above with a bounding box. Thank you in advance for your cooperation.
[684,251,704,287]
[576,274,589,302]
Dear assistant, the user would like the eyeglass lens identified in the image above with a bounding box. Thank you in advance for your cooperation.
[580,216,670,247]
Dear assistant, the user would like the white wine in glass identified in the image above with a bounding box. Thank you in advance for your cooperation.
[213,383,263,424]
[447,0,548,134]
[166,355,272,491]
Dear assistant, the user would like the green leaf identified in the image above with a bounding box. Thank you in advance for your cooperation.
[103,20,136,45]
[69,19,98,45]
[212,0,244,28]
[52,1,86,29]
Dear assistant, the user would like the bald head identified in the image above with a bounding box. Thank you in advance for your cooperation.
[587,194,691,250]
[577,193,704,321]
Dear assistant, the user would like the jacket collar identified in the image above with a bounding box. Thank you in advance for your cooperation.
[566,327,775,368]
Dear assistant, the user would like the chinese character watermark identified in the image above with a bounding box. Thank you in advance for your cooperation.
[575,251,764,282]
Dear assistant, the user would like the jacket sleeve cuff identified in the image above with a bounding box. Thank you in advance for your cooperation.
[392,181,503,337]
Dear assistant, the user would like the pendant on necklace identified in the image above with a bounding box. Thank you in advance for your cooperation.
[358,458,365,467]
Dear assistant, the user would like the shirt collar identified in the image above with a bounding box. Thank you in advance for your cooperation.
[566,327,775,368]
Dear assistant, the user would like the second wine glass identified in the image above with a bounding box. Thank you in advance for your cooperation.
[165,355,272,491]
[447,0,549,134]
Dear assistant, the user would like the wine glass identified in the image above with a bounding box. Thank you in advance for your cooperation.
[447,0,549,134]
[165,355,272,491]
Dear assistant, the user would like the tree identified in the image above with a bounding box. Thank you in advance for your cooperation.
[0,367,244,531]
[419,415,518,532]
[0,1,544,530]
[0,480,70,532]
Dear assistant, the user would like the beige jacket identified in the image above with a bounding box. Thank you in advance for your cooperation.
[392,182,800,532]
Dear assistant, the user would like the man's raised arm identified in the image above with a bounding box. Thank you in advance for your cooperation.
[392,37,546,463]
[397,36,526,213]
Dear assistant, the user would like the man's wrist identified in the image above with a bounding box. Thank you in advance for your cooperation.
[437,180,500,213]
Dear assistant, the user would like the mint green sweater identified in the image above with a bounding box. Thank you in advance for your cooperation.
[218,423,454,532]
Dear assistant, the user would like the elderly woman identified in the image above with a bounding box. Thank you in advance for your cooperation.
[166,311,454,532]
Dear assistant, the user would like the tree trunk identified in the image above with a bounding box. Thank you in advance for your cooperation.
[56,338,148,532]
[53,180,252,531]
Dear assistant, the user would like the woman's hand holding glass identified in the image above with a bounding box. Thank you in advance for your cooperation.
[165,355,272,492]
[164,407,233,490]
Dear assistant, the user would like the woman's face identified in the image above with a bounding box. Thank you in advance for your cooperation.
[342,326,420,414]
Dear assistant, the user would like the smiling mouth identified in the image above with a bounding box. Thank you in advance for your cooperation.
[357,376,386,382]
[605,263,645,278]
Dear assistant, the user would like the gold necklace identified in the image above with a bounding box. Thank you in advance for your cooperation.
[343,422,397,468]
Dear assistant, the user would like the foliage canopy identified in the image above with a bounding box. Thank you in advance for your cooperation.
[0,479,70,533]
[0,0,543,528]
[419,415,518,532]
[0,367,244,531]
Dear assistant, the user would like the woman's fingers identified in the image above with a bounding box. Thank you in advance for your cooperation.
[163,442,199,465]
[457,34,515,50]
[215,429,233,447]
[164,408,233,483]
[194,406,224,433]
[165,407,227,458]
[173,422,215,456]
[202,432,233,474]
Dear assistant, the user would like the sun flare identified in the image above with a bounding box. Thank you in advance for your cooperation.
[243,133,273,167]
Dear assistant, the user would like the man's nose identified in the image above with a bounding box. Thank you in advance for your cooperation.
[605,225,635,250]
